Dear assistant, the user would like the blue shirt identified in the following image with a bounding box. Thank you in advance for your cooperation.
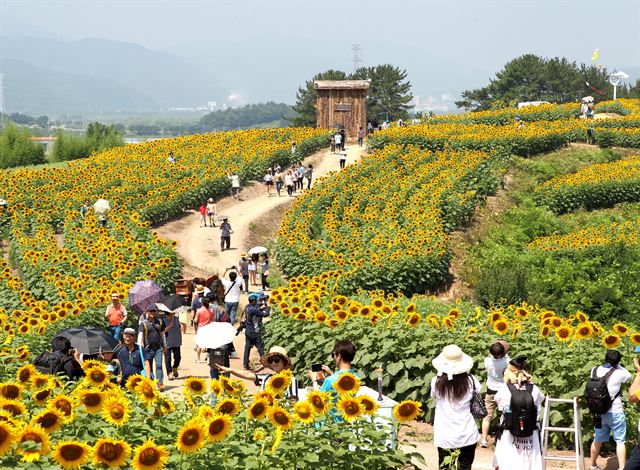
[117,345,149,381]
[320,368,360,421]
[245,304,270,335]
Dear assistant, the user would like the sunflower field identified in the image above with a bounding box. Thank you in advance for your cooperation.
[0,360,417,468]
[0,127,327,359]
[264,271,640,446]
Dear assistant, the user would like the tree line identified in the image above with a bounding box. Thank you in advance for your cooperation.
[457,54,640,111]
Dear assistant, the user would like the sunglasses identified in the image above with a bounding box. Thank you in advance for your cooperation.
[267,357,282,365]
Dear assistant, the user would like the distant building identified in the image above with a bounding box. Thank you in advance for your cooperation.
[314,80,370,140]
[30,136,57,155]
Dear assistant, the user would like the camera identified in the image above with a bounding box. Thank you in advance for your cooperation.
[236,321,246,336]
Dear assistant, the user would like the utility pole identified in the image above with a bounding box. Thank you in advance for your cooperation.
[351,44,362,73]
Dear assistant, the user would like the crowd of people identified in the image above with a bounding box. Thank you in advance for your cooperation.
[265,161,313,197]
[429,341,640,470]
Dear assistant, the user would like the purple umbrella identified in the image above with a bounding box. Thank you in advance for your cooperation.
[128,280,163,315]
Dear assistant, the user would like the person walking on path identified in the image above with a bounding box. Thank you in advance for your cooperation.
[238,254,250,293]
[199,203,207,227]
[228,172,240,199]
[221,268,242,324]
[137,304,167,390]
[330,135,336,154]
[285,171,294,197]
[105,292,128,342]
[243,294,270,370]
[220,218,232,251]
[264,169,275,197]
[305,164,313,190]
[624,350,640,469]
[117,328,151,386]
[291,167,299,193]
[492,356,545,470]
[357,127,365,147]
[297,164,306,191]
[431,344,480,470]
[259,253,270,291]
[193,296,216,363]
[480,340,510,447]
[587,349,632,470]
[274,168,284,196]
[339,150,347,169]
[162,310,182,380]
[249,254,258,286]
[334,131,343,152]
[206,198,217,227]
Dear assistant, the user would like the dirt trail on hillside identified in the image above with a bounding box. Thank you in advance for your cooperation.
[153,143,366,397]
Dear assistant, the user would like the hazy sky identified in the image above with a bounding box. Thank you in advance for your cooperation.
[2,0,640,104]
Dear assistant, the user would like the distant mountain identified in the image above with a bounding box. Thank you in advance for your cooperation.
[1,59,158,114]
[0,36,225,113]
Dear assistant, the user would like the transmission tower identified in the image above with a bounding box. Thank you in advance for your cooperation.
[351,44,363,72]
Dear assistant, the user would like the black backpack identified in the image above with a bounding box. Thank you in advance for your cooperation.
[33,351,71,376]
[503,383,538,437]
[584,367,618,415]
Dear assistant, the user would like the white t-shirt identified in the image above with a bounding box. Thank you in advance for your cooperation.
[484,356,510,393]
[592,365,632,414]
[335,134,342,144]
[221,278,242,303]
[229,174,240,188]
[430,375,481,448]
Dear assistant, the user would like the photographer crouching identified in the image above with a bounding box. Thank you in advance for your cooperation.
[242,293,270,370]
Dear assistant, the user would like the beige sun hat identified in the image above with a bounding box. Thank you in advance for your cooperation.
[432,344,474,381]
[260,346,292,369]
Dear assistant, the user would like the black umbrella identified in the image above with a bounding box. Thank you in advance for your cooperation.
[157,294,188,312]
[57,327,119,355]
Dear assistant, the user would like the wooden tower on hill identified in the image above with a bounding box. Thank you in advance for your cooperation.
[314,80,370,141]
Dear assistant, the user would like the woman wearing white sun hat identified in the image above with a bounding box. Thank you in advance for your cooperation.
[431,344,481,470]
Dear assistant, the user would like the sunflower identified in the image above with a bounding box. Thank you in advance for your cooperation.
[16,423,50,463]
[358,395,379,415]
[603,334,622,349]
[631,333,640,346]
[404,313,421,327]
[293,401,315,424]
[0,382,22,400]
[254,390,275,406]
[405,303,416,313]
[488,312,502,323]
[205,415,232,442]
[514,307,529,319]
[49,394,75,422]
[266,370,292,396]
[52,440,92,469]
[576,311,588,323]
[216,397,241,416]
[613,323,630,336]
[77,389,105,413]
[540,325,551,338]
[176,418,206,453]
[32,408,65,433]
[126,375,144,394]
[574,323,593,340]
[493,319,509,335]
[337,396,362,421]
[0,398,25,417]
[158,398,175,416]
[306,391,332,415]
[197,405,216,420]
[102,396,130,426]
[447,308,461,319]
[334,372,360,395]
[85,367,110,387]
[92,438,131,468]
[393,400,422,422]
[443,317,454,330]
[184,377,207,396]
[131,439,169,470]
[30,374,51,390]
[135,377,160,405]
[247,399,269,420]
[555,326,573,342]
[16,364,37,386]
[268,405,294,431]
[209,379,223,396]
[0,421,16,456]
[551,317,563,328]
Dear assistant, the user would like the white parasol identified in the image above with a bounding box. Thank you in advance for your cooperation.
[582,96,595,103]
[248,246,268,255]
[195,322,237,350]
[93,199,111,215]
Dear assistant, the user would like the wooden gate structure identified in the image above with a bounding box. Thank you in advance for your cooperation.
[314,80,370,141]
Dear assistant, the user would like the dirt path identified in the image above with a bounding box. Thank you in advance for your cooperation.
[153,143,366,397]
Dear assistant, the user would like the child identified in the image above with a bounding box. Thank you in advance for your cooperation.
[480,340,510,447]
[199,204,207,227]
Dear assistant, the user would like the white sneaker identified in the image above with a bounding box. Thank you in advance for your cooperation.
[479,440,488,448]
